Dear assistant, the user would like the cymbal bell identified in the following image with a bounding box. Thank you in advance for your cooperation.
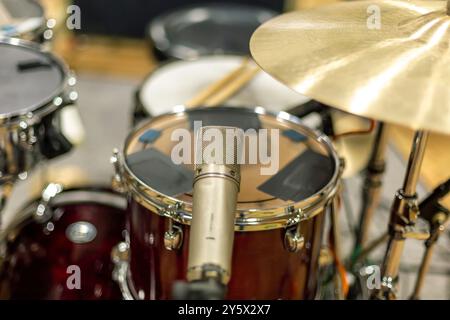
[250,0,450,135]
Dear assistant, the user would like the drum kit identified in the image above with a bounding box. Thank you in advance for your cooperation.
[0,0,449,301]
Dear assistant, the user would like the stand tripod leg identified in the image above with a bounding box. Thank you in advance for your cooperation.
[410,242,435,300]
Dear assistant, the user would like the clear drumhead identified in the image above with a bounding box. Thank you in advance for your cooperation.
[0,0,44,37]
[0,40,66,118]
[124,107,340,220]
[139,56,310,117]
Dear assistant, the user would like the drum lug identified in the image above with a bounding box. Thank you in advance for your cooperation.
[284,224,304,253]
[164,220,183,251]
[34,183,63,223]
[111,149,125,193]
[18,120,37,150]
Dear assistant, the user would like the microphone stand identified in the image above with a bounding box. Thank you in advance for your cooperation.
[372,130,430,300]
[172,277,226,300]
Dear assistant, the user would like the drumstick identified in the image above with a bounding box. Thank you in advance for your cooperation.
[203,66,260,107]
[185,57,251,108]
[185,57,260,108]
[0,2,12,24]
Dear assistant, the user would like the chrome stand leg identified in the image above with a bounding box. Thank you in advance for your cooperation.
[372,131,430,300]
[356,123,389,249]
[410,209,449,299]
[410,242,435,300]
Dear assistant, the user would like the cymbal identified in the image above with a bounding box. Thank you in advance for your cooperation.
[250,0,450,135]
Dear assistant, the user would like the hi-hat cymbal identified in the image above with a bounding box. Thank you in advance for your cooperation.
[250,0,450,135]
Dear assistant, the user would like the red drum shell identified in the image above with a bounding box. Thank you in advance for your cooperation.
[127,198,325,300]
[0,188,125,300]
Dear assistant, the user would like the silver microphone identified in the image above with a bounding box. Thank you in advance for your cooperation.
[187,126,242,285]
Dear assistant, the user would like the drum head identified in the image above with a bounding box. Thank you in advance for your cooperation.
[0,40,66,118]
[139,56,310,117]
[149,3,275,60]
[0,0,44,37]
[124,107,339,214]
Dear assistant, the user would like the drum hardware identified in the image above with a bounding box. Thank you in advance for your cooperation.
[410,178,450,300]
[284,223,305,253]
[372,131,431,300]
[33,182,63,223]
[355,123,389,252]
[164,220,183,251]
[111,242,134,301]
[110,148,125,193]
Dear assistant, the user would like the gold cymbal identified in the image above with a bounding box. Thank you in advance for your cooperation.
[250,0,450,135]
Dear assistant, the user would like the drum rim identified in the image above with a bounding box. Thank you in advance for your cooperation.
[148,3,277,60]
[121,106,343,231]
[0,186,127,240]
[0,37,74,124]
[0,0,46,39]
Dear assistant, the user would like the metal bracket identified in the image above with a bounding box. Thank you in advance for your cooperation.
[33,183,63,223]
[164,220,184,251]
[110,149,125,193]
[111,242,135,300]
[284,224,304,253]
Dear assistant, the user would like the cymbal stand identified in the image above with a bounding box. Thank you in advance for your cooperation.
[355,123,389,251]
[410,178,450,300]
[372,131,430,300]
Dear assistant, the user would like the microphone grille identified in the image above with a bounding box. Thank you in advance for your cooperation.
[195,126,243,176]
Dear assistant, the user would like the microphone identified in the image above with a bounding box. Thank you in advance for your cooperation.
[187,126,242,291]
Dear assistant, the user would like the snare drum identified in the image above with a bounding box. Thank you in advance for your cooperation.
[0,186,126,300]
[0,39,78,183]
[0,0,50,43]
[133,55,310,125]
[113,106,342,300]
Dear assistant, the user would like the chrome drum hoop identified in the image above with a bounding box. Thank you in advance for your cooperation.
[0,38,76,126]
[118,107,343,232]
[0,38,77,180]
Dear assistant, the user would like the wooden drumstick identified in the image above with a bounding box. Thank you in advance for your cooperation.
[203,67,260,107]
[185,57,260,108]
[0,2,12,24]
